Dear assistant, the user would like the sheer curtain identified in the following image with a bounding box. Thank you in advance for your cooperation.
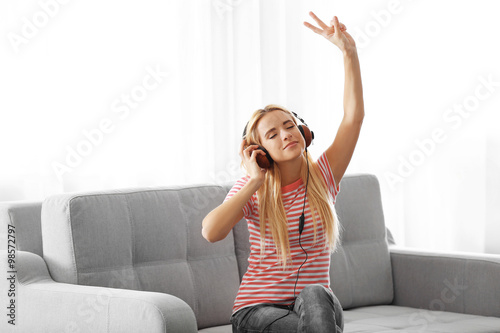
[1,0,499,254]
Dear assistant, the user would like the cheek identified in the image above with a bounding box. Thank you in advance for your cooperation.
[268,142,281,155]
[296,128,305,140]
[292,129,305,146]
[263,141,281,157]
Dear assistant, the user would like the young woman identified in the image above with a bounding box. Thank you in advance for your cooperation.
[202,12,364,333]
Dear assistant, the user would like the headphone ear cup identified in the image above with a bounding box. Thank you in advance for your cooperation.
[243,121,272,169]
[298,125,314,147]
[256,145,273,169]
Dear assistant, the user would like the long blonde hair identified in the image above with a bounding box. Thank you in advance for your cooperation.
[242,104,341,268]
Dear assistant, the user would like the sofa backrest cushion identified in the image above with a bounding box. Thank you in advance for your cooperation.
[41,185,240,329]
[226,173,394,310]
[0,201,43,256]
[329,173,394,309]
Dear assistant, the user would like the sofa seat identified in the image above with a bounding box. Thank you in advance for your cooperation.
[344,305,500,332]
[199,305,500,333]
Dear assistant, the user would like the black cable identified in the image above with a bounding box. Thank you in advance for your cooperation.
[293,147,309,300]
[259,307,291,333]
[259,149,310,332]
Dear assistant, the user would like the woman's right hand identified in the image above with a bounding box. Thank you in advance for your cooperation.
[239,140,267,185]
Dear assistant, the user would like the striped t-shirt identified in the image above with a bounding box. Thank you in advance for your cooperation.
[224,150,340,315]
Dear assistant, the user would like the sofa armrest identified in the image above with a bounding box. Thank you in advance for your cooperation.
[1,251,197,333]
[389,245,500,318]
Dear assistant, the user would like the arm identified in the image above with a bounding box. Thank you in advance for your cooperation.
[202,178,261,243]
[326,50,364,186]
[202,140,265,243]
[304,12,365,186]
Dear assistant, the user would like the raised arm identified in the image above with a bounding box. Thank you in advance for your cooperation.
[304,12,365,186]
[327,50,364,186]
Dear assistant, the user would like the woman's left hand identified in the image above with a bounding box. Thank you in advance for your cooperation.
[304,11,357,55]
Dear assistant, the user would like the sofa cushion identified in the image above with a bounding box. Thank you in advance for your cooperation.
[225,173,394,310]
[41,185,240,329]
[343,305,500,332]
[330,173,394,309]
[197,304,500,333]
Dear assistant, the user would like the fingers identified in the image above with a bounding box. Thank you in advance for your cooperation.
[330,16,341,35]
[240,141,257,152]
[240,143,261,160]
[250,148,265,160]
[303,21,323,35]
[332,16,346,30]
[309,11,329,30]
[304,12,347,35]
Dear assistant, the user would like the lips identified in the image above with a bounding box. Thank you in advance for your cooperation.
[284,141,298,150]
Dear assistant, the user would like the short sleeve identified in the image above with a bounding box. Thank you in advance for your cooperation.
[224,175,255,218]
[316,151,341,203]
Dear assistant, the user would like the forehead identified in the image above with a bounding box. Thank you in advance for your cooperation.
[257,111,293,133]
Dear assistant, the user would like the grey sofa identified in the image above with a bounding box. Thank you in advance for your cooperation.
[1,173,499,333]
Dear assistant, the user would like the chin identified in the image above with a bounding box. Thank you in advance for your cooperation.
[277,148,304,163]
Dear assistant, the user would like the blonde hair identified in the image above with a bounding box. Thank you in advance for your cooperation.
[242,104,341,268]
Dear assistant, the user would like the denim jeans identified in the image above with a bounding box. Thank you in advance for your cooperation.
[230,284,344,333]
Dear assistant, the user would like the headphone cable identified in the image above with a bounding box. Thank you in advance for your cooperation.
[294,146,309,300]
[260,148,310,332]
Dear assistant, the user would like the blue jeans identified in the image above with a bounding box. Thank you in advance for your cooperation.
[230,284,344,333]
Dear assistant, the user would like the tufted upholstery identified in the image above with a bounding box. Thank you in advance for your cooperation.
[329,174,394,309]
[40,174,394,330]
[41,185,241,329]
[38,174,395,329]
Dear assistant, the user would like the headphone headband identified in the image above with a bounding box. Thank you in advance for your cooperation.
[291,111,309,128]
[242,110,311,139]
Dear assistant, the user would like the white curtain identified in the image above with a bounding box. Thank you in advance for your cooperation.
[1,0,499,254]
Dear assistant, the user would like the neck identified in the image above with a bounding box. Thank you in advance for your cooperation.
[278,154,304,187]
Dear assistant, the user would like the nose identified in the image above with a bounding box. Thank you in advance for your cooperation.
[281,128,293,140]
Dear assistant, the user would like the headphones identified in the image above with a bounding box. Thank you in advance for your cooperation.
[242,111,315,169]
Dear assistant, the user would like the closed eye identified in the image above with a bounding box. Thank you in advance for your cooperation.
[269,125,295,139]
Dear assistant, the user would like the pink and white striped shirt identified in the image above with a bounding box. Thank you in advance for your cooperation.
[224,151,340,315]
